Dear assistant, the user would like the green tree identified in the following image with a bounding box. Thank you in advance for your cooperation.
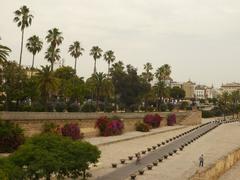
[155,64,171,82]
[230,90,240,119]
[13,5,33,65]
[90,46,103,74]
[87,72,107,111]
[9,133,100,180]
[141,62,154,111]
[141,62,154,83]
[170,86,186,100]
[45,28,63,71]
[217,92,230,120]
[37,65,58,111]
[68,41,84,74]
[55,66,85,103]
[1,61,28,110]
[110,61,126,111]
[26,35,43,69]
[0,39,11,63]
[104,50,116,75]
[154,64,172,111]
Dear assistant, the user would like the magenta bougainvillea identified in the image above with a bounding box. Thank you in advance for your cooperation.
[61,123,83,140]
[95,116,124,136]
[167,113,177,126]
[143,114,162,128]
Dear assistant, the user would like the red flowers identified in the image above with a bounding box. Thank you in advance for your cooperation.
[144,114,162,128]
[167,113,176,126]
[95,116,124,136]
[61,123,83,140]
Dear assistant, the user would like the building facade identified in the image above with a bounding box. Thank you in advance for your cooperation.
[220,82,240,93]
[182,80,196,99]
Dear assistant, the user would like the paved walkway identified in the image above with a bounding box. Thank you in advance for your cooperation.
[85,125,185,146]
[96,122,219,180]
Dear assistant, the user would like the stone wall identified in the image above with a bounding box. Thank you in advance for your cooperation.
[0,111,201,137]
[190,147,240,180]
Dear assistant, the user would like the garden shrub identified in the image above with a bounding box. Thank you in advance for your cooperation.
[31,102,44,112]
[42,122,61,134]
[8,134,100,180]
[135,122,150,132]
[160,103,168,112]
[167,103,175,112]
[61,123,83,140]
[180,101,189,110]
[104,104,114,112]
[81,103,96,112]
[143,114,162,128]
[0,121,25,153]
[67,103,80,112]
[95,116,124,136]
[202,107,223,118]
[167,113,177,126]
[55,102,66,112]
[47,102,54,112]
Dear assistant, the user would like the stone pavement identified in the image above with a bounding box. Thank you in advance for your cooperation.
[96,122,219,180]
[89,125,198,179]
[85,125,185,146]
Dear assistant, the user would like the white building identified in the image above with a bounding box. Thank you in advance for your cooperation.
[195,85,206,99]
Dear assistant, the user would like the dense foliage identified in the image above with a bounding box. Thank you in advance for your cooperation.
[95,116,124,136]
[1,133,100,180]
[143,114,162,128]
[0,121,25,153]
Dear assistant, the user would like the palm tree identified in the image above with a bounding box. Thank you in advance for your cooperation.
[90,46,103,74]
[104,50,116,75]
[37,65,58,111]
[45,47,61,71]
[155,64,171,82]
[13,5,33,65]
[68,41,84,74]
[0,39,11,63]
[91,72,107,111]
[26,35,43,69]
[45,28,63,71]
[142,62,153,83]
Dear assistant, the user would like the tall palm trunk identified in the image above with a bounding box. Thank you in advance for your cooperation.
[31,54,35,77]
[94,58,97,74]
[51,60,54,71]
[74,58,77,74]
[108,62,110,76]
[19,29,24,65]
[31,54,35,69]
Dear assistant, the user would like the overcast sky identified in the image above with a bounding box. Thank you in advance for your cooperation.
[1,0,240,87]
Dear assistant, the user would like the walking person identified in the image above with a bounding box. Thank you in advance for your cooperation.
[199,154,204,167]
[136,152,141,165]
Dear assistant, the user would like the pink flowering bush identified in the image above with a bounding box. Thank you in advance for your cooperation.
[61,123,83,140]
[95,116,124,136]
[167,113,177,126]
[144,114,162,128]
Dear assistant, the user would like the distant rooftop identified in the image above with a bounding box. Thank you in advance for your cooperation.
[221,82,240,87]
